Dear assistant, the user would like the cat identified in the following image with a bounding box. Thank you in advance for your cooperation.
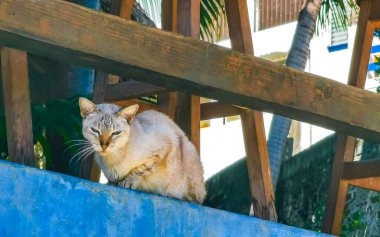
[78,97,206,204]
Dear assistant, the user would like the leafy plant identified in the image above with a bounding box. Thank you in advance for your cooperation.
[0,96,85,173]
[316,0,358,35]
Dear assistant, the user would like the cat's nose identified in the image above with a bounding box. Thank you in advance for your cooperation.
[101,144,109,150]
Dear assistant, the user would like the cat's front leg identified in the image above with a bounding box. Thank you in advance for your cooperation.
[118,155,162,190]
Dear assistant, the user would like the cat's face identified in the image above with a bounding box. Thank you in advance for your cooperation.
[79,98,139,155]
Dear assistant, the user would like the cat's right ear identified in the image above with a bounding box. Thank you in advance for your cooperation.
[79,97,97,118]
[117,104,139,124]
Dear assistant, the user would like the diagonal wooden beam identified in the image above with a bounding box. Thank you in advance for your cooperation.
[2,0,380,142]
[322,0,380,235]
[225,0,277,221]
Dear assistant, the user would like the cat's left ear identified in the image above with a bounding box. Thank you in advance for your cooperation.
[117,104,139,124]
[79,97,98,118]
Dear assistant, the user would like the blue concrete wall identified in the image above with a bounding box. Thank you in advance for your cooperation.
[0,160,332,237]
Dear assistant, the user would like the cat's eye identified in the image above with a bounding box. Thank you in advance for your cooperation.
[90,127,100,135]
[112,130,122,136]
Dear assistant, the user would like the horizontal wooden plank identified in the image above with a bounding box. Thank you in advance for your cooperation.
[342,159,380,180]
[348,177,380,192]
[104,80,165,102]
[1,0,380,142]
[200,102,245,120]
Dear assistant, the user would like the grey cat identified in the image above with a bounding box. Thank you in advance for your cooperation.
[79,98,206,204]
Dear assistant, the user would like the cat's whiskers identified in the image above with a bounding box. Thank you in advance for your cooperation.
[69,145,94,166]
[77,149,96,166]
[63,139,90,145]
[63,142,91,156]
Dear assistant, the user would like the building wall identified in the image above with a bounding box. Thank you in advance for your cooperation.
[258,0,301,30]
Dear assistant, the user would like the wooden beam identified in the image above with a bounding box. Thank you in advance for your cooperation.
[92,71,109,103]
[348,177,380,192]
[225,0,277,221]
[322,1,379,234]
[1,48,34,166]
[176,0,201,153]
[161,0,201,152]
[241,111,277,220]
[200,102,245,120]
[105,80,165,102]
[2,0,380,142]
[120,0,135,20]
[347,0,379,87]
[342,159,380,180]
[322,135,355,234]
[114,98,158,112]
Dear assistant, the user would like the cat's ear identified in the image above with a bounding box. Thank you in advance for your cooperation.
[117,104,139,123]
[79,97,97,118]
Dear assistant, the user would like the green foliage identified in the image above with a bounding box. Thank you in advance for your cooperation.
[315,0,358,35]
[341,211,368,236]
[0,96,84,171]
[200,0,225,42]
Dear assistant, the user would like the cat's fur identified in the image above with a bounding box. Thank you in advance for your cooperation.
[79,98,206,204]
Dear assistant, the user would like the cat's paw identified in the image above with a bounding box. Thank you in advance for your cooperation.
[118,176,139,189]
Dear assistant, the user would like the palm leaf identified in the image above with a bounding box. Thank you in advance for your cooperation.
[316,0,358,35]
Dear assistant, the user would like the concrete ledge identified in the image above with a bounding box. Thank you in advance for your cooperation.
[0,160,330,236]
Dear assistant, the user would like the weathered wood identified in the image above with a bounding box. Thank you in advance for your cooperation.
[348,177,380,192]
[241,111,277,220]
[105,80,165,102]
[322,135,355,234]
[114,98,158,112]
[120,0,135,20]
[176,0,200,153]
[2,0,380,142]
[200,102,245,120]
[347,0,379,87]
[342,159,380,180]
[161,0,201,152]
[225,0,277,221]
[322,1,380,234]
[225,0,253,55]
[1,48,34,166]
[92,71,109,103]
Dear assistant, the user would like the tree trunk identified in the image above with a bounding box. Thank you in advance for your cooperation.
[267,0,321,188]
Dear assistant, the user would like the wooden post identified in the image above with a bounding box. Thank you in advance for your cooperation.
[225,0,277,221]
[161,0,201,152]
[322,0,380,234]
[120,0,135,20]
[1,48,34,166]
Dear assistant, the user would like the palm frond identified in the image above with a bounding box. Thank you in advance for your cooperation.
[315,0,358,35]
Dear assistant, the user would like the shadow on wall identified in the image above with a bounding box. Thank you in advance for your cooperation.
[204,134,380,236]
